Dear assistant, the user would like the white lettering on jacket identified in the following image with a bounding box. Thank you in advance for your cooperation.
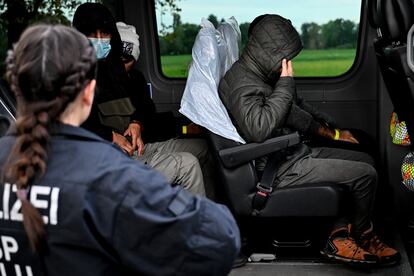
[0,236,18,261]
[0,236,33,276]
[0,183,59,225]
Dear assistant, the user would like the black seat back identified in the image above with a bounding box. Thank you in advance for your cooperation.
[207,131,258,216]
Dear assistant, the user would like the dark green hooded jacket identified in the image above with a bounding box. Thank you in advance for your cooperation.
[219,14,334,144]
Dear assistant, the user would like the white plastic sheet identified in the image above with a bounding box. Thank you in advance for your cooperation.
[217,16,241,77]
[179,18,245,144]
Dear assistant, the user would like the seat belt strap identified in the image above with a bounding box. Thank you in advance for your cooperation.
[252,151,284,215]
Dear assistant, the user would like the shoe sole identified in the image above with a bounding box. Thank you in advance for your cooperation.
[377,255,401,267]
[320,250,378,266]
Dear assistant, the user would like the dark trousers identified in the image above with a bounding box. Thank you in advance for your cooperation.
[275,147,377,238]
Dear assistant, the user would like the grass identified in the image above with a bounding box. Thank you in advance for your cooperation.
[160,55,193,77]
[294,49,357,77]
[160,48,357,78]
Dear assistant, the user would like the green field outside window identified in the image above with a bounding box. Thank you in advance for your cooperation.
[160,48,357,78]
[156,0,360,78]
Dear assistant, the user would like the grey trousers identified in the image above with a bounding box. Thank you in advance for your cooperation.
[134,138,211,196]
[276,147,377,238]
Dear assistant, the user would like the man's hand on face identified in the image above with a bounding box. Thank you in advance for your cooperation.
[280,58,293,77]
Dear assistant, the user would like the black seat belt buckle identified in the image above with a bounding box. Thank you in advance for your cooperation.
[256,182,273,196]
[252,182,273,215]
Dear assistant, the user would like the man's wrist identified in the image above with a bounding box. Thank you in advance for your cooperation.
[318,125,335,139]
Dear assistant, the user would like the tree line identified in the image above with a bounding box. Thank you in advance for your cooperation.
[159,14,359,56]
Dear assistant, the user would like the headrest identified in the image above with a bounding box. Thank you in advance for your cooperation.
[377,0,414,41]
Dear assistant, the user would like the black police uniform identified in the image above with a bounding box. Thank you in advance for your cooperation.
[0,123,240,276]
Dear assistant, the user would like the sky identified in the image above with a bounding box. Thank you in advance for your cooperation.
[157,0,361,33]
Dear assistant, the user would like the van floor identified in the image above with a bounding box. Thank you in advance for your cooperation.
[230,224,414,275]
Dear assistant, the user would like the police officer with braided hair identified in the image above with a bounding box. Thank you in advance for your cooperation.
[0,24,240,275]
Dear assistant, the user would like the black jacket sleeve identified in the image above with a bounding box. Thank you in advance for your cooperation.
[296,95,337,128]
[221,76,295,143]
[284,94,338,134]
[285,103,321,134]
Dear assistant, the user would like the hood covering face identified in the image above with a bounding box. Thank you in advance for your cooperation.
[242,14,303,81]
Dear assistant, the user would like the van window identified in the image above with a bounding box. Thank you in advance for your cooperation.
[156,0,361,78]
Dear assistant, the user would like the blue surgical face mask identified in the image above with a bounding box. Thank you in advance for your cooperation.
[89,38,112,59]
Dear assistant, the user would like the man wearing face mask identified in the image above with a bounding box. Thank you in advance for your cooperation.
[73,3,132,144]
[72,3,206,196]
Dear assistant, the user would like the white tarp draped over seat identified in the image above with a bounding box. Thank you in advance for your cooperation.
[179,17,246,144]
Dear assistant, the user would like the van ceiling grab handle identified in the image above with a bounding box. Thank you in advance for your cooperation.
[407,24,414,73]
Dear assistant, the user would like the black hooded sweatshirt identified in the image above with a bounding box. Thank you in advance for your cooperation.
[73,3,156,141]
[220,14,319,142]
[219,14,340,171]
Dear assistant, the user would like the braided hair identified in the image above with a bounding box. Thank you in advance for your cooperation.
[4,24,97,251]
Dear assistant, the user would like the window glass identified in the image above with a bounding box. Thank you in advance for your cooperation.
[156,0,361,78]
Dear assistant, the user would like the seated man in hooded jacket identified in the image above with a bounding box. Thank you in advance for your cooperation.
[219,14,400,266]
